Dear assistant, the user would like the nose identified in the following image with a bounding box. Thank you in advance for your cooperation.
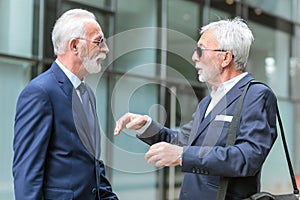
[101,42,109,54]
[192,50,199,63]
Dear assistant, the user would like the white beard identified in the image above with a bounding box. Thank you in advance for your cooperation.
[196,62,221,83]
[81,53,106,74]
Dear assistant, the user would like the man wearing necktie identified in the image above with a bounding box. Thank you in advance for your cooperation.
[114,18,277,200]
[13,9,118,199]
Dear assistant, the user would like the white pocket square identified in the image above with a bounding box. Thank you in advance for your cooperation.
[215,115,233,122]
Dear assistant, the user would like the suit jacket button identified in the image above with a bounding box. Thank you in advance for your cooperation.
[192,168,196,173]
[92,188,97,194]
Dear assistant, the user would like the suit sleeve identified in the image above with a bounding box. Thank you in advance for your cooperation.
[136,113,196,146]
[13,84,53,199]
[182,85,278,177]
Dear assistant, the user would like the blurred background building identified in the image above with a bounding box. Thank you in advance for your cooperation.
[1,0,300,199]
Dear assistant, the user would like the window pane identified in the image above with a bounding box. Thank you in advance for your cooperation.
[113,49,157,76]
[116,0,157,32]
[114,0,157,75]
[261,101,295,193]
[246,0,292,21]
[0,0,34,57]
[294,2,300,24]
[209,8,230,22]
[248,21,290,98]
[109,75,159,199]
[0,58,33,199]
[168,0,200,39]
[291,26,300,100]
[166,50,197,86]
[65,0,107,9]
[174,87,199,127]
[294,103,300,175]
[167,0,200,83]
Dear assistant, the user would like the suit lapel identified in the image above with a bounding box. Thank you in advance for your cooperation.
[51,62,100,159]
[51,62,73,102]
[189,74,254,145]
[51,62,91,134]
[188,96,210,145]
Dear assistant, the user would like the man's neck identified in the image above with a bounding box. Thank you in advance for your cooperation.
[57,56,87,80]
[211,70,244,90]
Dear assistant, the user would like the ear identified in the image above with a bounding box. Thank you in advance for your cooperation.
[69,38,79,55]
[221,51,234,68]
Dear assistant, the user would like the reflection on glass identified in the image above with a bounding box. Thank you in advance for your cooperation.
[246,0,292,21]
[248,21,290,98]
[110,75,158,199]
[64,0,107,8]
[0,57,33,200]
[264,57,276,79]
[291,30,300,100]
[0,0,34,57]
[114,0,157,74]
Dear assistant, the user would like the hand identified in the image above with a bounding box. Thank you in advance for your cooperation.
[114,112,149,136]
[145,142,183,167]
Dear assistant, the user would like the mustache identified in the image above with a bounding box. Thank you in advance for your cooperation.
[195,63,202,70]
[98,53,106,60]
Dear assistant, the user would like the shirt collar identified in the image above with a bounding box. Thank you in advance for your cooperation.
[55,59,82,89]
[210,72,248,98]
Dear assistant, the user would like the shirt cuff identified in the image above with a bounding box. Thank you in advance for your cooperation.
[136,116,152,134]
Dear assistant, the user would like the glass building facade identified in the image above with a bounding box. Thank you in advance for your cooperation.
[1,0,300,199]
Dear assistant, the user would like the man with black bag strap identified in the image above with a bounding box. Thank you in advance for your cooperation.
[217,81,300,200]
[114,17,278,199]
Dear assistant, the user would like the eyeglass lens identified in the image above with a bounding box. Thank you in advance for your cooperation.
[196,47,202,58]
[97,37,106,47]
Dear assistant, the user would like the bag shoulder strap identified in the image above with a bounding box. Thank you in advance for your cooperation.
[217,81,252,200]
[217,81,299,200]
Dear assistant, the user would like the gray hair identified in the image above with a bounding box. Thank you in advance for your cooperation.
[200,17,254,71]
[52,9,96,55]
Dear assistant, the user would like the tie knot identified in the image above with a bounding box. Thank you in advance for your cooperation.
[77,82,87,95]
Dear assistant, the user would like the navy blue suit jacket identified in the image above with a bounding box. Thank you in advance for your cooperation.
[138,74,277,200]
[13,62,118,199]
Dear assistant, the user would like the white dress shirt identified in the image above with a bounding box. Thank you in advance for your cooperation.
[205,72,248,117]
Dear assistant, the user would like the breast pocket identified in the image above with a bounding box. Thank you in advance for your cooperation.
[204,120,231,145]
[44,187,74,200]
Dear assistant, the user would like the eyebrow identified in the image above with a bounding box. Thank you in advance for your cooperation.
[198,42,206,46]
[198,44,206,48]
[94,33,104,39]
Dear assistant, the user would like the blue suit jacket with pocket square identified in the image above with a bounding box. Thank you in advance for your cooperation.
[137,73,277,200]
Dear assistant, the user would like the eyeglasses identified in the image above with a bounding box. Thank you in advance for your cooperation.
[195,46,234,58]
[77,37,106,48]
